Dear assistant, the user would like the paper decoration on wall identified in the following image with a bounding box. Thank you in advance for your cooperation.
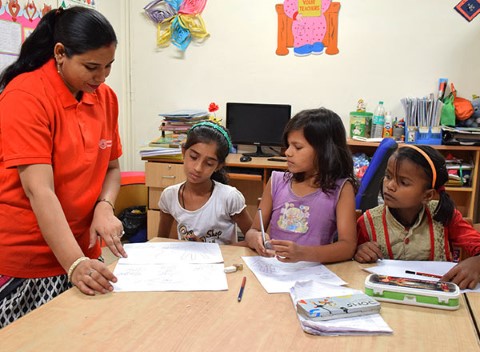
[144,0,209,52]
[455,0,480,22]
[0,0,43,30]
[275,1,341,57]
[59,0,96,9]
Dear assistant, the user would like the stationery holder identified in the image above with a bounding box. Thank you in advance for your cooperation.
[406,126,442,145]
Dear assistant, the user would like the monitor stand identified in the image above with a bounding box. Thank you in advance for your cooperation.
[242,145,274,158]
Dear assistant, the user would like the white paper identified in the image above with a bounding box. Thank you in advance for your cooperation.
[290,280,393,336]
[113,263,228,292]
[242,256,346,293]
[119,242,224,264]
[113,242,227,292]
[364,259,480,293]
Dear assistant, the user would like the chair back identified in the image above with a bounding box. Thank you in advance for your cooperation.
[355,139,398,212]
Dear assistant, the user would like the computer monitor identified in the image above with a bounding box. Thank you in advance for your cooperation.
[226,102,292,157]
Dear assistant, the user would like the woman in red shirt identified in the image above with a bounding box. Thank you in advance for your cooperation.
[0,6,127,328]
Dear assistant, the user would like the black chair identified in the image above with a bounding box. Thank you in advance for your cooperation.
[355,138,398,212]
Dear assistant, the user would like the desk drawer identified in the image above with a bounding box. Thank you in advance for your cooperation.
[145,162,185,188]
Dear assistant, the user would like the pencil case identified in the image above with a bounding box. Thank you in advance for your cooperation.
[296,293,381,321]
[364,274,460,310]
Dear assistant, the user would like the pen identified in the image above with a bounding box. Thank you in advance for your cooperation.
[405,270,442,279]
[237,276,246,302]
[258,208,272,250]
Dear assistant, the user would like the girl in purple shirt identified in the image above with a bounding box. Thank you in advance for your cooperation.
[246,107,358,263]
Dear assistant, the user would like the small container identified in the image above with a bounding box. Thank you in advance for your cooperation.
[350,111,373,138]
[364,274,460,310]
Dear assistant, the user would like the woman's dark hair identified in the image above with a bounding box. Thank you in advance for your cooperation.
[0,6,117,91]
[183,124,231,184]
[393,145,454,225]
[282,107,358,193]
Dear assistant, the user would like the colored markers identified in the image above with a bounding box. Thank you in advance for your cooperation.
[405,270,442,279]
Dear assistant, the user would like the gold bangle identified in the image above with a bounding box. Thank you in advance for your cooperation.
[96,199,115,212]
[67,256,90,283]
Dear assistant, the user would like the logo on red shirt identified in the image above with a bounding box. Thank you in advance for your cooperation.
[99,139,113,149]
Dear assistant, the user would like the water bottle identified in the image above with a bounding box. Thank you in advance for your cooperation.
[383,111,393,138]
[371,101,385,138]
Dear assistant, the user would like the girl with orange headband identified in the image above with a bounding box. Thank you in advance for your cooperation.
[355,145,480,289]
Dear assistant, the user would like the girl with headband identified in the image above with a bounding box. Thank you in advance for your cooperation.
[158,121,252,244]
[355,144,480,289]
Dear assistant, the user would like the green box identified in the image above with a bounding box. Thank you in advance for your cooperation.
[350,112,373,138]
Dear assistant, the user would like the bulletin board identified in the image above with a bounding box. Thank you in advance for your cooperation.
[0,1,50,73]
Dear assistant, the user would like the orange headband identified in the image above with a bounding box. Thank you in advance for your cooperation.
[399,144,437,189]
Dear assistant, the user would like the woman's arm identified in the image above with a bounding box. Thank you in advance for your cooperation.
[89,159,127,258]
[18,164,116,295]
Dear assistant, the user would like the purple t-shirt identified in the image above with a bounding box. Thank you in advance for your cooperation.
[269,171,347,246]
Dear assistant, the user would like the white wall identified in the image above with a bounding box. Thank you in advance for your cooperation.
[99,0,480,171]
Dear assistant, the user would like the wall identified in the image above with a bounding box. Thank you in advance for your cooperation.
[98,1,480,171]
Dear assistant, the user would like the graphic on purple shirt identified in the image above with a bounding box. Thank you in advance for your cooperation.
[269,171,346,246]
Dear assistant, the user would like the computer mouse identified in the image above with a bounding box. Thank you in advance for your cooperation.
[240,155,252,162]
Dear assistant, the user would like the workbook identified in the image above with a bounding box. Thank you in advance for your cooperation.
[290,281,392,336]
[297,293,381,321]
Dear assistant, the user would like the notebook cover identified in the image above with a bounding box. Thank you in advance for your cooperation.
[296,293,381,321]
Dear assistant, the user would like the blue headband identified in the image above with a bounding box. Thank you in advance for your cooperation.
[188,121,233,150]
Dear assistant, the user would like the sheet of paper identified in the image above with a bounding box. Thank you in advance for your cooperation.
[364,259,480,293]
[290,280,393,336]
[112,242,227,292]
[118,242,224,264]
[242,256,346,293]
[113,263,228,292]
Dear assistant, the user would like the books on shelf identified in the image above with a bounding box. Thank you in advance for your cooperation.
[139,146,182,157]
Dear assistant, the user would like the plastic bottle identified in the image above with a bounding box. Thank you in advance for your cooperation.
[383,111,393,138]
[371,101,385,138]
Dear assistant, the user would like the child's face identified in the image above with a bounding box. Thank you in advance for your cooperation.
[284,129,316,176]
[182,142,220,185]
[382,156,433,210]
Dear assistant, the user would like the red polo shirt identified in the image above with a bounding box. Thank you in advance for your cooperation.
[0,59,122,278]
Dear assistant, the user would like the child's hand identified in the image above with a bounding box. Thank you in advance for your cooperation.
[245,229,275,257]
[354,242,384,263]
[441,256,480,289]
[268,240,302,263]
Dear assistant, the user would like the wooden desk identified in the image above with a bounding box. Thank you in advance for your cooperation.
[1,240,479,351]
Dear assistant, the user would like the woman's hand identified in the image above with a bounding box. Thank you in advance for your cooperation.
[71,259,117,295]
[90,203,127,258]
[442,256,480,289]
[245,229,275,257]
[354,242,384,263]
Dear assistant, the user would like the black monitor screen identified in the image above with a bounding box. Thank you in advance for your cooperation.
[226,102,291,147]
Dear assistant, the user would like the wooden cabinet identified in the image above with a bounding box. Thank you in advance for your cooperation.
[348,139,480,222]
[144,154,287,239]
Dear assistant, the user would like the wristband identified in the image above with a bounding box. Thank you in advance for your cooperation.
[67,256,90,283]
[96,199,115,212]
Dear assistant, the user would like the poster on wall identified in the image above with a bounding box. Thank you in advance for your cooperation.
[0,0,52,73]
[275,0,341,57]
[59,0,95,9]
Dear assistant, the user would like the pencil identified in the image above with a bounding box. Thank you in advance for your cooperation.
[258,208,272,249]
[237,276,246,302]
[405,270,442,279]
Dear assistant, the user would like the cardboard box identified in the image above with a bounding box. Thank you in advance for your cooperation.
[350,112,373,138]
